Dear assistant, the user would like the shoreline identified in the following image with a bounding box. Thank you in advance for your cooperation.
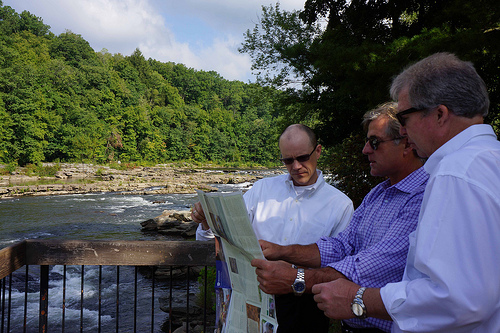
[0,163,285,199]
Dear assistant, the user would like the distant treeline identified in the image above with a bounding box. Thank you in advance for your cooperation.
[0,3,284,167]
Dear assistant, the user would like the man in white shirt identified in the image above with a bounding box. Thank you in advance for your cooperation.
[192,124,354,332]
[312,53,500,332]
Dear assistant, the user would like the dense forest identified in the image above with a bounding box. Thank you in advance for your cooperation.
[0,2,284,167]
[1,1,499,205]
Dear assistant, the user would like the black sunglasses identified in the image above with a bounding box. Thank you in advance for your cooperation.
[367,136,404,151]
[280,146,317,165]
[396,107,426,126]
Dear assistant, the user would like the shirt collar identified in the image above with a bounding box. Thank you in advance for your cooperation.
[424,124,497,175]
[285,169,324,192]
[378,166,428,194]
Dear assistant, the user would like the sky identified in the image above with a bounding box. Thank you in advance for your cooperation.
[4,0,307,82]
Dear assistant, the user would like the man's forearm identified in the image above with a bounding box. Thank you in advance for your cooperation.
[281,243,322,268]
[305,267,346,293]
[365,288,392,321]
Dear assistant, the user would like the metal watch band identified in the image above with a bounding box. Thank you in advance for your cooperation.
[351,287,367,319]
[355,286,367,299]
[291,266,306,296]
[296,268,305,280]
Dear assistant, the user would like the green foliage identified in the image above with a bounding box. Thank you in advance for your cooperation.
[239,3,322,88]
[0,3,281,167]
[0,2,51,37]
[241,0,500,148]
[196,266,217,311]
[24,163,61,177]
[241,0,499,197]
[0,161,17,175]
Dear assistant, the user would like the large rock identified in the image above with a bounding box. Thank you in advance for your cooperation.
[141,209,198,238]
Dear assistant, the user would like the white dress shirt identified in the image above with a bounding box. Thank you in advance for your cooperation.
[381,124,500,332]
[196,170,354,245]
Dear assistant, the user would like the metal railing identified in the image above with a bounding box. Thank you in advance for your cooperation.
[0,240,216,333]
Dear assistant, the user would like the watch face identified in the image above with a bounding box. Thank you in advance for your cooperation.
[293,281,305,293]
[352,302,364,317]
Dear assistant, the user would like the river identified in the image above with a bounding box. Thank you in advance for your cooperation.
[0,180,257,332]
[0,181,256,249]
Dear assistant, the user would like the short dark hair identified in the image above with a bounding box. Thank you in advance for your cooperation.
[390,53,489,118]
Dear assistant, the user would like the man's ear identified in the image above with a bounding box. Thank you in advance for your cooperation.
[402,137,412,155]
[436,105,451,126]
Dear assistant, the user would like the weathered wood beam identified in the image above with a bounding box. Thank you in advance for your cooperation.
[0,240,27,279]
[25,240,216,266]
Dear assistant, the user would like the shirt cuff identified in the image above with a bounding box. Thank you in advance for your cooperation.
[196,224,215,241]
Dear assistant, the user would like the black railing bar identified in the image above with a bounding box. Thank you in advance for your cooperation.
[39,265,49,333]
[7,274,11,333]
[116,266,119,333]
[80,265,84,333]
[98,265,102,333]
[1,277,4,333]
[169,266,173,333]
[134,266,137,333]
[62,265,66,333]
[24,265,28,333]
[203,266,208,333]
[151,266,155,333]
[186,266,190,333]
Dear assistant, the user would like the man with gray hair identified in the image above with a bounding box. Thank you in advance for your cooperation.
[312,53,500,332]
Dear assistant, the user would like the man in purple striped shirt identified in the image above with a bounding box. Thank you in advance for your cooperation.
[251,102,428,333]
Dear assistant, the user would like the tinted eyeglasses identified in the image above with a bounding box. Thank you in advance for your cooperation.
[280,146,318,165]
[396,107,425,126]
[367,136,404,151]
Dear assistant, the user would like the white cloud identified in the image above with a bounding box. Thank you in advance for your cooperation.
[4,0,306,81]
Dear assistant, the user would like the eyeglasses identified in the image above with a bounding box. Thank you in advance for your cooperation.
[280,146,317,165]
[396,107,425,126]
[367,136,404,151]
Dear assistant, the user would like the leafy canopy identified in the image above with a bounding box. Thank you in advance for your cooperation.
[0,2,284,167]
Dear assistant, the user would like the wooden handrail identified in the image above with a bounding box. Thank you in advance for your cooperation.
[0,240,216,279]
[0,240,26,279]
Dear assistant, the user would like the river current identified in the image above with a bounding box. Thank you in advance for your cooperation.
[0,181,256,249]
[0,179,258,332]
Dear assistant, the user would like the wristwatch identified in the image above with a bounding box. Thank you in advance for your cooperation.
[351,287,367,319]
[291,267,305,296]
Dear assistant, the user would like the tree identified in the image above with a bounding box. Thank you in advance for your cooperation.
[239,3,322,88]
[0,1,51,37]
[241,0,500,144]
[241,0,500,204]
[0,3,283,167]
[50,31,97,68]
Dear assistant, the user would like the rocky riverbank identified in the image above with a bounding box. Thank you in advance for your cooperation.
[0,163,285,199]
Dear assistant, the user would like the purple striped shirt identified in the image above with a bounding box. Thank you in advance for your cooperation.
[316,166,428,332]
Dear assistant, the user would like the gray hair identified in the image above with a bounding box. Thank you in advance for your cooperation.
[362,102,402,141]
[390,52,489,118]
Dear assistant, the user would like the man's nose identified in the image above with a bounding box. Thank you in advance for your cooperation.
[362,141,372,155]
[291,159,302,169]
